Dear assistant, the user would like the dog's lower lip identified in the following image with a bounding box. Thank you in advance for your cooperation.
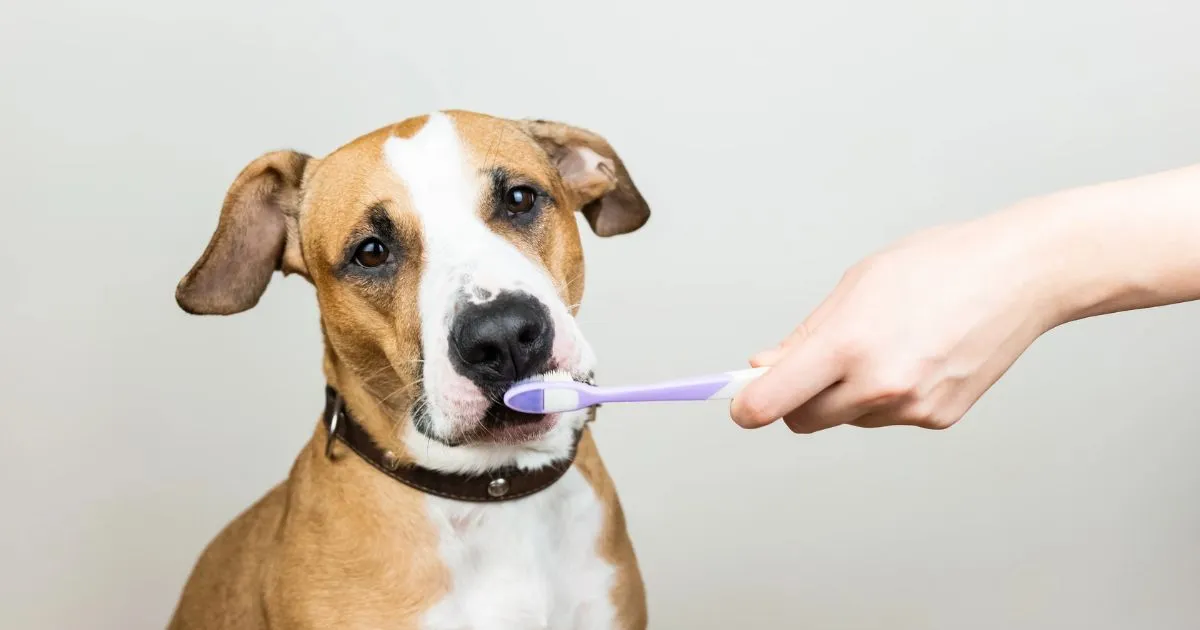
[481,416,556,443]
[483,403,546,428]
[463,404,557,444]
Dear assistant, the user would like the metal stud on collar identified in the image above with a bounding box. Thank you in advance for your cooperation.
[487,478,510,498]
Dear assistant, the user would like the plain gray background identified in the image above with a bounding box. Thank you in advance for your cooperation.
[3,0,1199,628]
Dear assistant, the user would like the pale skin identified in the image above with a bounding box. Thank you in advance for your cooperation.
[730,163,1200,434]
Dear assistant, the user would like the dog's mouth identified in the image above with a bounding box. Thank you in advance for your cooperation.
[410,392,557,447]
[410,369,594,447]
[427,405,556,447]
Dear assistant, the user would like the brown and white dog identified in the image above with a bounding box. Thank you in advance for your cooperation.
[169,110,650,629]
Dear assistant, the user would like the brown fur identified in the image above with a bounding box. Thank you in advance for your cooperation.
[169,111,650,629]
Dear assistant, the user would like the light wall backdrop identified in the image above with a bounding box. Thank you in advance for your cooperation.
[2,1,1199,628]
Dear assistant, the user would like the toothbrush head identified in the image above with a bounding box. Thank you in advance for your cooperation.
[503,372,594,414]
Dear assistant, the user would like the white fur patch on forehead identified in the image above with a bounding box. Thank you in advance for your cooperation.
[383,112,476,258]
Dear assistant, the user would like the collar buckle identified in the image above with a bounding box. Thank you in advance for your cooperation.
[324,393,342,460]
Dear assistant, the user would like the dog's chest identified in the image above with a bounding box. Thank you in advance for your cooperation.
[420,468,615,630]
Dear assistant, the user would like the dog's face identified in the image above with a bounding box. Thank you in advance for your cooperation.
[176,111,648,468]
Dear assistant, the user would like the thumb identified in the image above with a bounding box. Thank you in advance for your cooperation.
[731,336,843,429]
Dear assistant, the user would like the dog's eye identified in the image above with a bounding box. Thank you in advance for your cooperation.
[353,238,390,268]
[504,186,537,214]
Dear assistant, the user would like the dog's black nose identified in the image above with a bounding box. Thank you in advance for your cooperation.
[450,292,553,386]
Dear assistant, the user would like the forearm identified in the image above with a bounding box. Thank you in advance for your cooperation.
[995,164,1200,328]
[732,163,1200,433]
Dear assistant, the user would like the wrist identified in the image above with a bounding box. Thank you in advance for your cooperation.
[999,176,1189,330]
[1022,192,1108,329]
[971,191,1112,333]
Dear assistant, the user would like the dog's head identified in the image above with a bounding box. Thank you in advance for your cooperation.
[176,111,648,471]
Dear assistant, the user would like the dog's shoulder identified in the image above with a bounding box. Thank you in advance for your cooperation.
[168,481,289,630]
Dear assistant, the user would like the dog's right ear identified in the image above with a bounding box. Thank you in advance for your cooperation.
[175,150,315,315]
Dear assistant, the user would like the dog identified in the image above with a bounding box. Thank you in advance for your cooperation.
[168,110,651,629]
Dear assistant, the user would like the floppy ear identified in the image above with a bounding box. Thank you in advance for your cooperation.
[175,150,314,315]
[519,119,650,237]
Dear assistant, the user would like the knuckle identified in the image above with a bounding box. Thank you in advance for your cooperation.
[923,412,957,430]
[865,369,920,404]
[792,321,815,342]
[901,400,954,429]
[904,401,935,426]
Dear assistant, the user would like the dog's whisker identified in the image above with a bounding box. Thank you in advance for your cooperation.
[357,357,423,384]
[380,378,425,405]
[358,363,398,383]
[410,398,428,428]
[561,270,586,292]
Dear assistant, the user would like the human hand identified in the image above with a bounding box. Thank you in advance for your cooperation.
[730,209,1064,434]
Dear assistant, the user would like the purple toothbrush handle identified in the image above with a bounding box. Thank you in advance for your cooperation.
[582,368,767,406]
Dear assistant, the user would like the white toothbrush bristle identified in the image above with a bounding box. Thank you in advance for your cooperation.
[526,369,576,383]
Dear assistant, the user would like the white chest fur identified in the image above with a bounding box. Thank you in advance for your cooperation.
[420,468,616,630]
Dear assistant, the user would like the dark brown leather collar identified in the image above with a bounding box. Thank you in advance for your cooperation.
[321,386,581,502]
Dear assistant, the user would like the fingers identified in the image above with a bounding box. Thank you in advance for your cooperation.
[780,382,880,434]
[740,360,972,434]
[730,337,844,429]
[849,412,894,429]
[848,390,970,430]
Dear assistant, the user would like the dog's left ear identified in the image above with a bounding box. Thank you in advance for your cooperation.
[176,150,315,315]
[519,119,650,237]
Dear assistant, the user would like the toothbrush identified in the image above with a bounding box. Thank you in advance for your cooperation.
[503,367,769,414]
